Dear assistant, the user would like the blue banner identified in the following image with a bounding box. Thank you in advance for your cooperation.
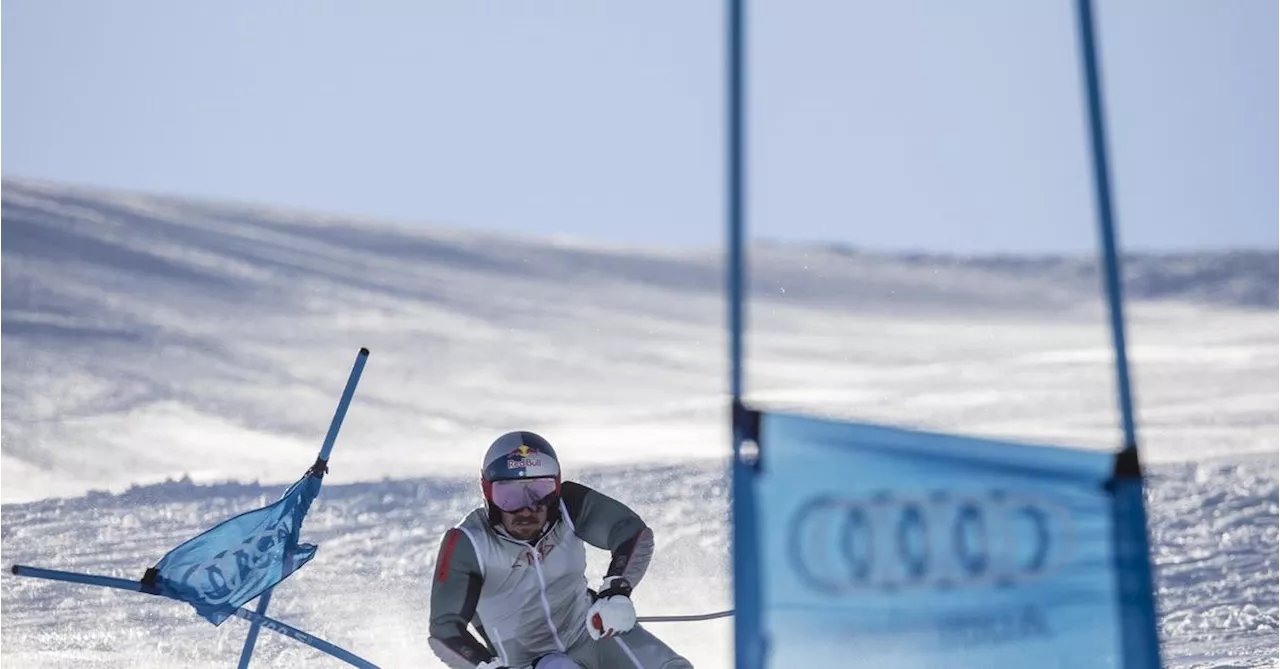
[147,473,322,624]
[742,411,1160,668]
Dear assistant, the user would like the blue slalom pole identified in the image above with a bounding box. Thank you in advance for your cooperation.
[236,590,274,669]
[724,2,763,668]
[1073,0,1137,451]
[9,565,379,668]
[10,565,143,591]
[238,347,370,669]
[232,607,379,669]
[726,4,745,408]
[1073,2,1162,667]
[318,348,370,464]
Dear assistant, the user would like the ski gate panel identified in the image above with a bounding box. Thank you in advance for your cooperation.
[734,410,1160,669]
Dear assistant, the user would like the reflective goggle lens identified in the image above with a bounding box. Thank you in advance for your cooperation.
[490,478,557,512]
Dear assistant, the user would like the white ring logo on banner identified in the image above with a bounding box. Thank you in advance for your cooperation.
[787,490,1075,593]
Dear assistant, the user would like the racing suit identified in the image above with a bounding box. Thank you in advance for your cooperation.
[428,481,692,669]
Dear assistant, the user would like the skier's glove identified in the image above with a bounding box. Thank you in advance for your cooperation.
[586,576,636,640]
[476,659,509,669]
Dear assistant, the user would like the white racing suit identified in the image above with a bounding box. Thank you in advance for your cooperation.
[428,481,692,669]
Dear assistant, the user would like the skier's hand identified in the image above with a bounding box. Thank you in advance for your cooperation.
[586,577,636,640]
[476,659,509,669]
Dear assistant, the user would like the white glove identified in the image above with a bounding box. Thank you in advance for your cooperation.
[476,659,508,669]
[586,577,637,640]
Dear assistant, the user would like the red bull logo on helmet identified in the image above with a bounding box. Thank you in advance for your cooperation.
[507,444,543,470]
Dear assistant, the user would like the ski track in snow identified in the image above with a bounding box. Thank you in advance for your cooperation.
[2,180,1277,667]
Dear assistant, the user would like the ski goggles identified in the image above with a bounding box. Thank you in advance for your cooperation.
[489,477,558,512]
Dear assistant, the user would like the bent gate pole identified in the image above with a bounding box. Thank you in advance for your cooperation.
[238,347,370,669]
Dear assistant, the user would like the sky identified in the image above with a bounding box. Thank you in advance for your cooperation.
[3,1,1276,253]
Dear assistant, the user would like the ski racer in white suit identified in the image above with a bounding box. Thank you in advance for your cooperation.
[429,431,693,669]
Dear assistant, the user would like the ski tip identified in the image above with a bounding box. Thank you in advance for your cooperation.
[9,565,19,575]
[359,347,370,356]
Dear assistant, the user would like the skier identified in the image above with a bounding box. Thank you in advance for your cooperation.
[428,431,693,669]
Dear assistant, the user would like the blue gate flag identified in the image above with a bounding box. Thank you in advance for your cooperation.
[144,471,323,625]
[739,410,1160,669]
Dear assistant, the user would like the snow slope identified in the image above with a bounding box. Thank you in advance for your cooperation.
[3,179,1275,503]
[2,179,1277,667]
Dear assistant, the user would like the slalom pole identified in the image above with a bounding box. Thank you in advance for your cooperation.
[9,565,379,668]
[1073,2,1161,666]
[232,607,379,669]
[1074,0,1137,451]
[638,609,734,623]
[10,565,143,591]
[238,347,370,669]
[725,1,763,668]
[316,348,371,465]
[236,590,273,669]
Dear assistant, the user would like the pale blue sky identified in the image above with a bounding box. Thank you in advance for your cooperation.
[4,1,1276,252]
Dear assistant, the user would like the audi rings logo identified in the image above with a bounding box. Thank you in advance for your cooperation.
[788,490,1074,593]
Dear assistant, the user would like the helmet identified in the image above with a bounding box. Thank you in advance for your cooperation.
[480,431,562,519]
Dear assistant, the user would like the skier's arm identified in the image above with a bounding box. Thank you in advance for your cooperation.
[561,481,654,587]
[428,528,495,669]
